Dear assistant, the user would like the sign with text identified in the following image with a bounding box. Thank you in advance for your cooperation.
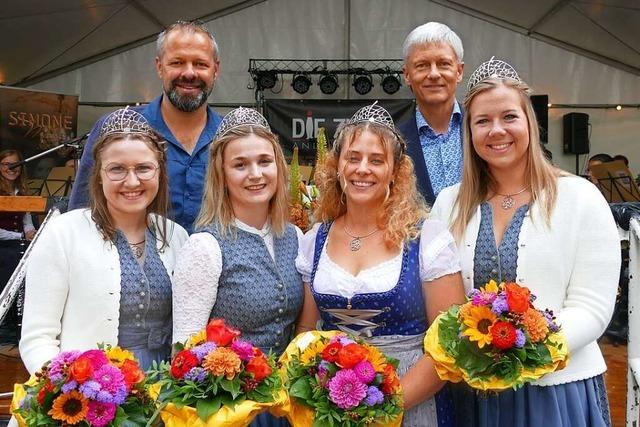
[264,99,414,164]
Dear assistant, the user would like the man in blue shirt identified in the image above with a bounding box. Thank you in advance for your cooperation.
[398,22,465,206]
[69,20,222,233]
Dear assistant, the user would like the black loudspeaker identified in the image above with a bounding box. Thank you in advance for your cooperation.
[530,95,548,143]
[563,112,589,154]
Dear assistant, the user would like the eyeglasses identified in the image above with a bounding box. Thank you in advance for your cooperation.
[102,162,159,181]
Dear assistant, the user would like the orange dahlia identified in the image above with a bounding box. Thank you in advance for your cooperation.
[522,308,549,342]
[48,390,89,425]
[203,347,242,379]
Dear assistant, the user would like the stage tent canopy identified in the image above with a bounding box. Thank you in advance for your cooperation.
[1,0,639,173]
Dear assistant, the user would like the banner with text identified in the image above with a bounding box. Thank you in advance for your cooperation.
[264,99,414,164]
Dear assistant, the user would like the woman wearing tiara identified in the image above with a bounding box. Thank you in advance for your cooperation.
[172,107,303,427]
[430,58,619,426]
[20,108,188,373]
[295,102,466,426]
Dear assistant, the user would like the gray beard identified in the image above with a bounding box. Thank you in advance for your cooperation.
[166,86,212,112]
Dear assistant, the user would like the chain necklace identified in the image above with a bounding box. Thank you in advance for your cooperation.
[129,239,146,259]
[494,187,528,210]
[343,225,380,251]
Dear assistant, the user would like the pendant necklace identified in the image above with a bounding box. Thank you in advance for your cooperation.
[343,225,380,251]
[129,239,146,259]
[494,187,528,210]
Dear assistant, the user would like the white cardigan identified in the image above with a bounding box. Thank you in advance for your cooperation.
[430,176,620,386]
[19,209,188,374]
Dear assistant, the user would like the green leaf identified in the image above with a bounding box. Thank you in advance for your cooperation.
[290,376,312,401]
[196,396,222,422]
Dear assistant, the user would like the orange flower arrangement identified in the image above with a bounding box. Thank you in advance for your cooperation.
[48,390,89,424]
[203,347,242,380]
[523,308,549,342]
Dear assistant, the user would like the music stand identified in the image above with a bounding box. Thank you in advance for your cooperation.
[590,160,640,203]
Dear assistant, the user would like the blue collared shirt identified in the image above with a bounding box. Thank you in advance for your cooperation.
[416,102,463,197]
[68,96,222,233]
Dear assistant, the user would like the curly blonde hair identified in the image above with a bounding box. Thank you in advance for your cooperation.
[314,122,428,248]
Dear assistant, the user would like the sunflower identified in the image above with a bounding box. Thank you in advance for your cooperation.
[185,330,207,349]
[462,306,498,348]
[48,390,89,425]
[364,344,387,372]
[299,340,326,365]
[106,346,135,367]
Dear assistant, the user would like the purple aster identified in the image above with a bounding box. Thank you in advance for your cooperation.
[231,340,254,361]
[61,380,78,394]
[48,350,82,383]
[467,289,481,299]
[491,295,509,315]
[191,342,217,362]
[318,360,330,376]
[514,329,526,348]
[543,309,560,332]
[364,386,385,406]
[327,369,367,409]
[18,397,31,410]
[86,401,117,427]
[96,384,128,405]
[472,292,496,306]
[184,367,207,382]
[79,380,102,399]
[353,360,376,384]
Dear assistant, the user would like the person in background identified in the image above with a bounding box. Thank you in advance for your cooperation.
[0,149,36,355]
[20,109,188,373]
[398,21,465,206]
[172,108,303,427]
[69,20,223,233]
[586,153,613,185]
[431,58,619,427]
[295,103,466,426]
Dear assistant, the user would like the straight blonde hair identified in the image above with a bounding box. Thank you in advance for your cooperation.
[195,126,289,237]
[450,78,564,241]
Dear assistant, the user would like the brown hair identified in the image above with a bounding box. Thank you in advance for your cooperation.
[450,78,563,241]
[89,133,171,248]
[0,149,28,196]
[195,126,289,237]
[314,122,428,248]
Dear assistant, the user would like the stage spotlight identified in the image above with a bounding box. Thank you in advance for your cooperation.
[381,75,401,94]
[353,75,373,95]
[256,71,278,90]
[292,75,312,94]
[318,74,339,94]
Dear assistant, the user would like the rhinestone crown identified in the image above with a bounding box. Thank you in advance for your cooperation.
[467,57,521,92]
[346,101,395,130]
[214,107,271,140]
[98,107,156,140]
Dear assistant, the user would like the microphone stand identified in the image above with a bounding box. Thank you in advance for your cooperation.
[8,133,89,171]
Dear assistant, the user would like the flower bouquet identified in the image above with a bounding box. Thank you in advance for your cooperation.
[280,330,403,427]
[12,345,155,426]
[147,319,287,427]
[424,280,569,391]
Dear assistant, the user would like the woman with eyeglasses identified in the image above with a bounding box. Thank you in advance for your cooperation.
[20,109,188,373]
[0,149,36,350]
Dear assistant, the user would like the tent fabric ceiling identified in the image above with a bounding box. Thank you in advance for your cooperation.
[1,0,639,87]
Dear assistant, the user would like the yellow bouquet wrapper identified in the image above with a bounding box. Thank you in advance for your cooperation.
[279,330,403,427]
[10,376,39,427]
[424,312,569,391]
[149,383,289,427]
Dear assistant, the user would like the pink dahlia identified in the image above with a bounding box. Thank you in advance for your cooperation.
[231,340,254,361]
[81,349,109,369]
[327,369,367,409]
[86,401,117,427]
[353,360,376,384]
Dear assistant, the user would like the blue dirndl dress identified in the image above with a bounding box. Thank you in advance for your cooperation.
[454,203,611,427]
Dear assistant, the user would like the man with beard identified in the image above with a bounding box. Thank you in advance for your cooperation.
[69,20,222,233]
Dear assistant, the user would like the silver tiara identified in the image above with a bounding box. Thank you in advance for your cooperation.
[98,107,156,140]
[467,57,521,92]
[347,101,395,130]
[214,107,271,140]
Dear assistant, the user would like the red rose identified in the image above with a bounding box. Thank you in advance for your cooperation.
[505,283,531,314]
[337,343,368,369]
[36,381,54,405]
[69,356,94,383]
[206,319,241,346]
[381,364,400,395]
[170,350,199,379]
[321,342,342,363]
[245,355,273,382]
[490,321,517,350]
[120,359,145,388]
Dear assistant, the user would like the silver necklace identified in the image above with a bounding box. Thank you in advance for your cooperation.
[343,225,380,251]
[129,239,145,259]
[494,187,528,210]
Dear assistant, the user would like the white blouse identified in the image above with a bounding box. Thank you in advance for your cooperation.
[295,219,461,298]
[172,219,302,344]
